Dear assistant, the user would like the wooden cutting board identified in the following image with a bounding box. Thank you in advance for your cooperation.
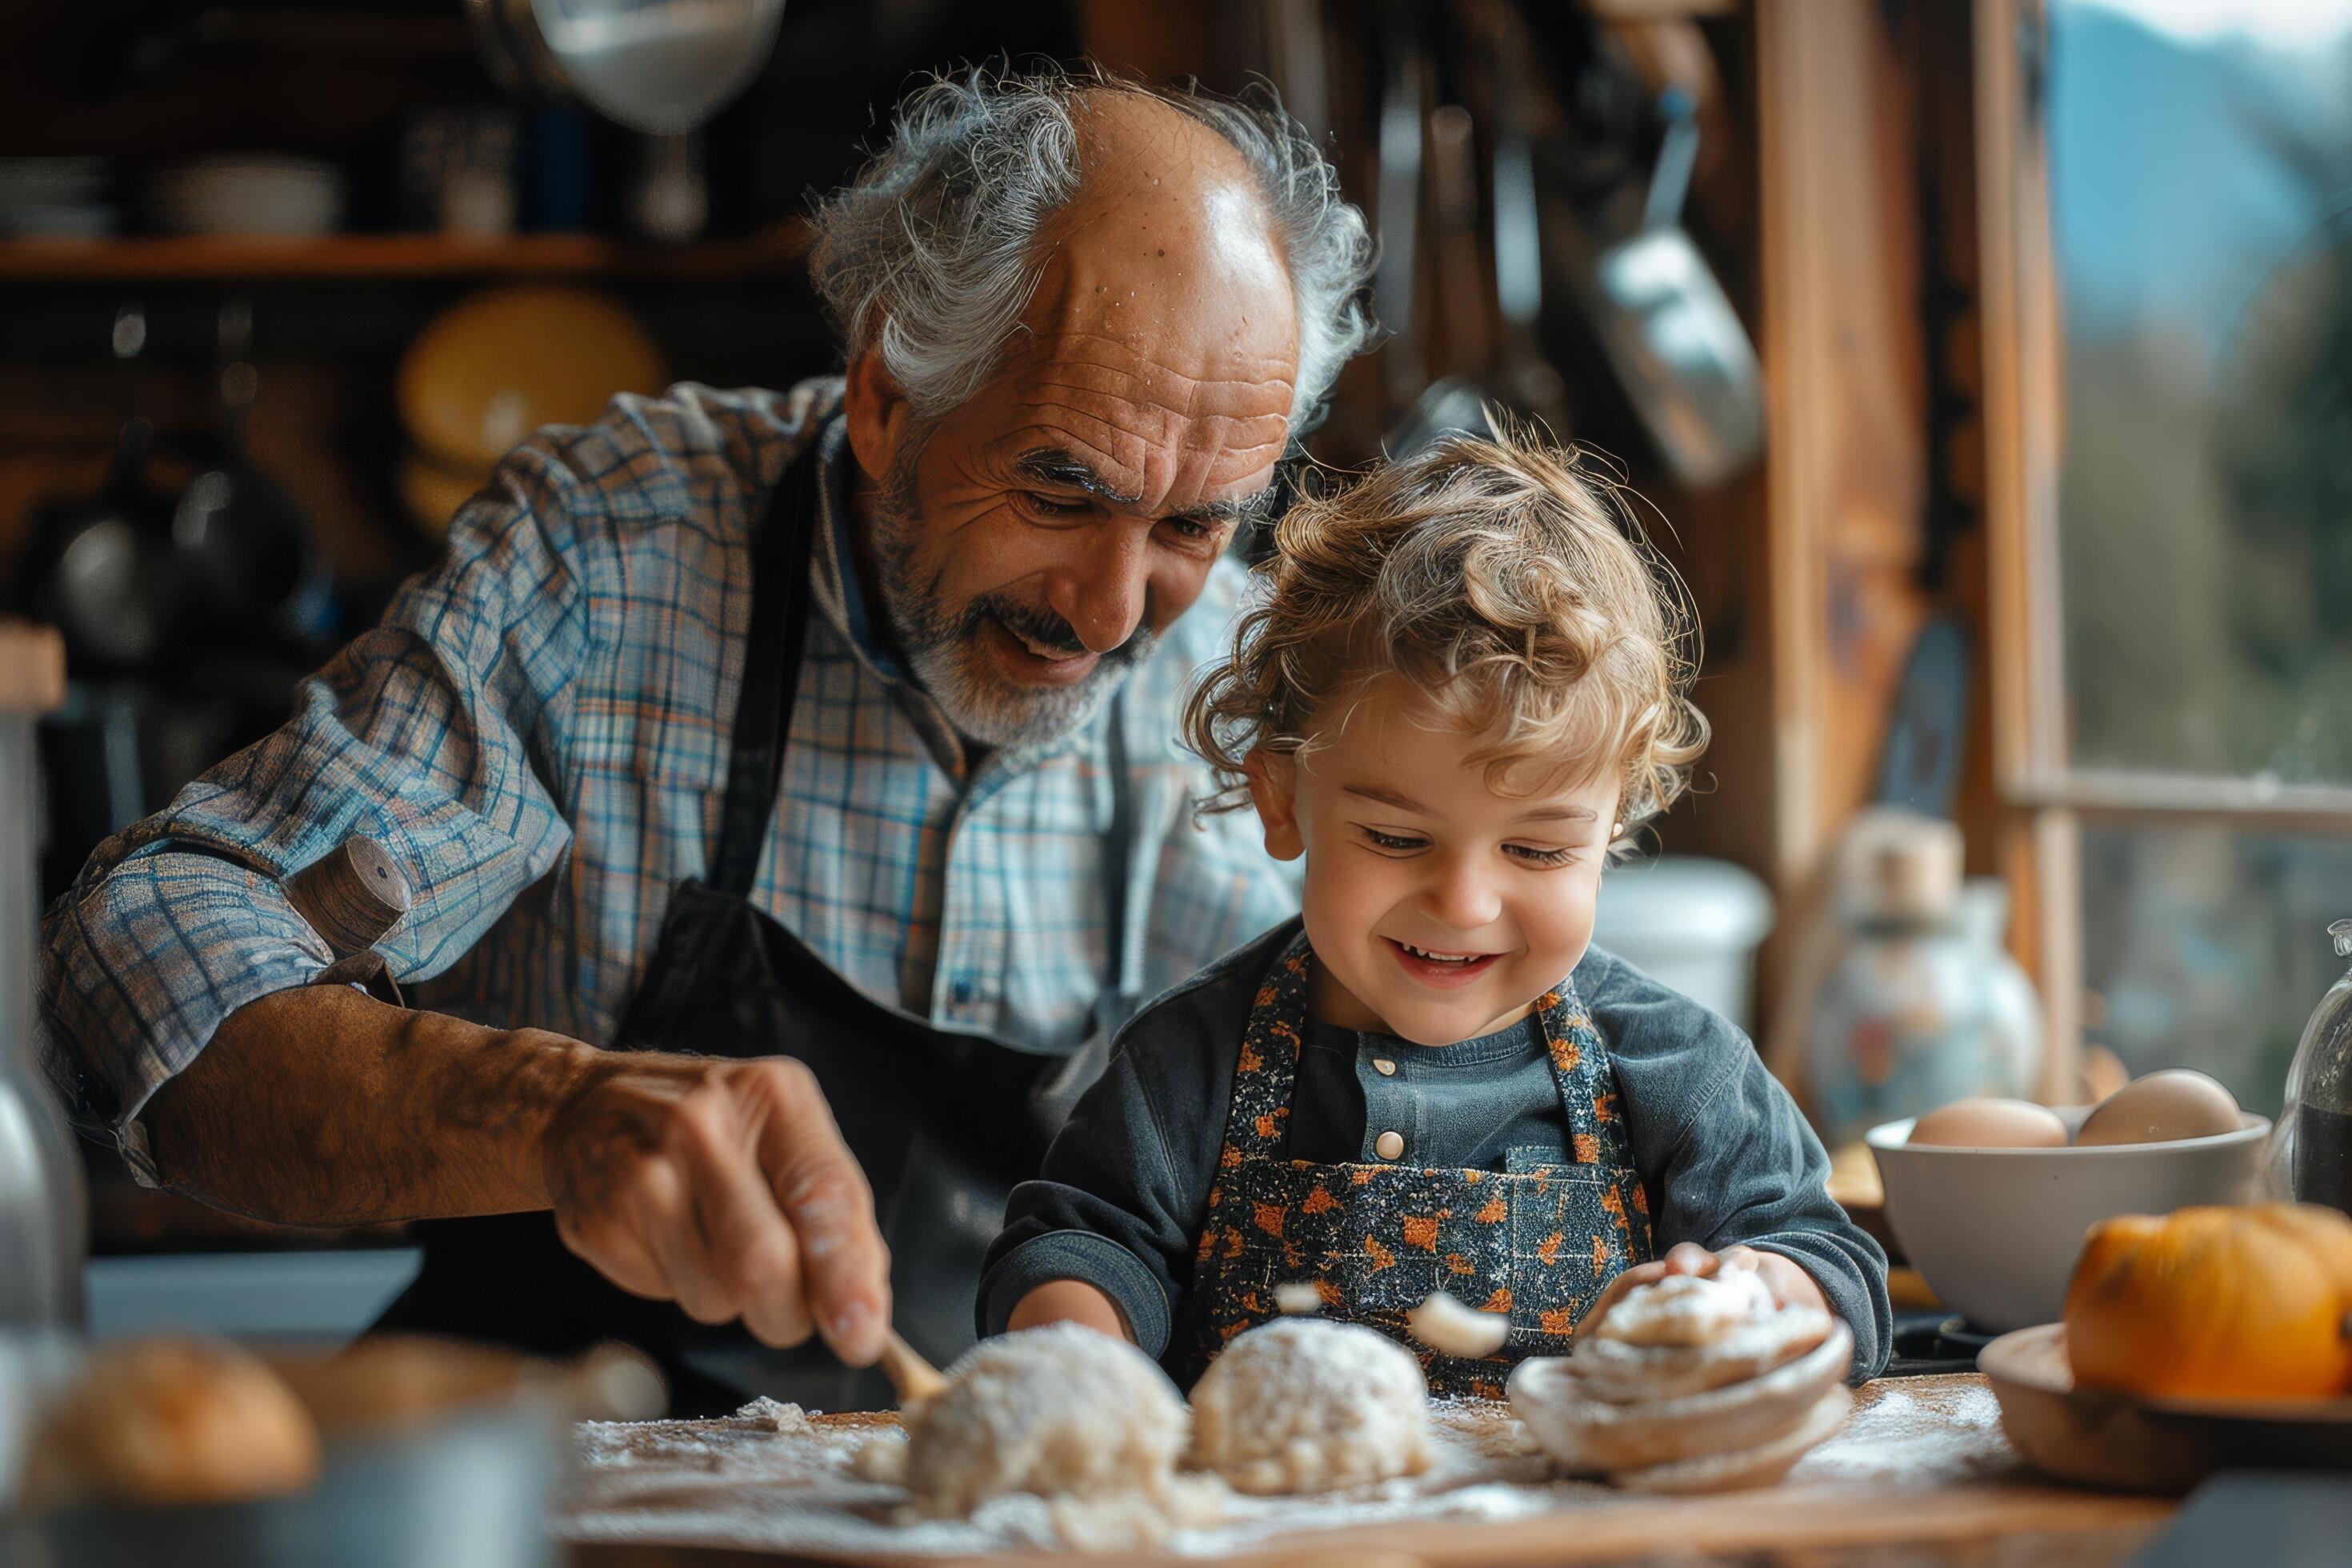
[569,1376,2173,1567]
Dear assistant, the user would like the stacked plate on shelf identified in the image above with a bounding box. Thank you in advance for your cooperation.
[149,155,345,238]
[0,158,123,240]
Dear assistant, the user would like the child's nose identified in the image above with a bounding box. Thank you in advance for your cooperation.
[1422,854,1503,931]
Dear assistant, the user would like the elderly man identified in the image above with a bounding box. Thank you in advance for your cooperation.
[40,68,1374,1410]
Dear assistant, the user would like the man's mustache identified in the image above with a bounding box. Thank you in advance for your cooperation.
[972,596,1153,667]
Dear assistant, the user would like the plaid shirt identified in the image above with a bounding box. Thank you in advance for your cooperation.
[40,378,1299,1180]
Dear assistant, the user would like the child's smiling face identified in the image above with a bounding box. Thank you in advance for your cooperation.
[1246,674,1622,1046]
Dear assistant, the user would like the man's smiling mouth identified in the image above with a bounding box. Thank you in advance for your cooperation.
[1005,622,1089,662]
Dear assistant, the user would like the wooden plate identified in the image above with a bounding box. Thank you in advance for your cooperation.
[1979,1322,2352,1494]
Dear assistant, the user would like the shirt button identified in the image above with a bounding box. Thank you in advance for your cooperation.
[1374,1130,1406,1161]
[949,975,975,1006]
[1372,1057,1398,1077]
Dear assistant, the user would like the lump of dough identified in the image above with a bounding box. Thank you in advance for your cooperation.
[1187,1318,1434,1494]
[1274,1280,1325,1316]
[1592,1269,1774,1349]
[902,1324,1189,1518]
[23,1337,321,1508]
[1406,1290,1510,1358]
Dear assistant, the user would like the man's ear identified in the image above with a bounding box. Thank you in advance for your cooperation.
[1243,749,1304,862]
[843,346,913,487]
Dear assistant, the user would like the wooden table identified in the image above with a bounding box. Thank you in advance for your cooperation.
[564,1375,2176,1567]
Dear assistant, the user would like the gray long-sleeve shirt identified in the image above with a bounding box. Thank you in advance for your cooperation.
[982,918,1891,1383]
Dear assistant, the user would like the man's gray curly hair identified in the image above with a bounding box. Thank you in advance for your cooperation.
[807,63,1376,441]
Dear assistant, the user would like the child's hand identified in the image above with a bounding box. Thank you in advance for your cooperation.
[1582,1242,1830,1338]
[1008,1279,1135,1342]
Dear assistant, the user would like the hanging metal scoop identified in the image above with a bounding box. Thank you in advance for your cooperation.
[1576,92,1766,490]
[467,0,788,137]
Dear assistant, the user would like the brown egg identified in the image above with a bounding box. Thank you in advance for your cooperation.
[1907,1098,2070,1149]
[2075,1069,2243,1146]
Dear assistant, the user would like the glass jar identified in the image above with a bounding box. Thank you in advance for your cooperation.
[2274,918,2352,1216]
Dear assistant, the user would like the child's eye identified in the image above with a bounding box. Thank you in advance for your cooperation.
[1358,826,1428,854]
[1506,843,1580,867]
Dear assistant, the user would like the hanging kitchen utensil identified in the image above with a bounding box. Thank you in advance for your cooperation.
[17,303,182,673]
[172,298,332,650]
[1385,3,1574,458]
[1481,2,1570,433]
[466,0,788,138]
[1373,2,1428,410]
[1566,90,1765,489]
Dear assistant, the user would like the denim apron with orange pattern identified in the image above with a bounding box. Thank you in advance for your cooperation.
[1175,931,1657,1398]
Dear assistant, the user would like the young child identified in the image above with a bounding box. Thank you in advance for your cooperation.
[978,431,1890,1395]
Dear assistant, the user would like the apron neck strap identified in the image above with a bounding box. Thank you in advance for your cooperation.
[710,432,826,899]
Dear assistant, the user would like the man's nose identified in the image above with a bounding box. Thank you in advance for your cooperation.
[1045,526,1150,654]
[1422,851,1503,931]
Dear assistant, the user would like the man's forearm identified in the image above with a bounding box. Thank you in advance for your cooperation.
[142,984,603,1228]
[142,982,896,1361]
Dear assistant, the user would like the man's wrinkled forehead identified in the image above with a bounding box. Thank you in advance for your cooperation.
[977,94,1301,516]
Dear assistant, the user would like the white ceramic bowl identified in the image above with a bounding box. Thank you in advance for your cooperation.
[1865,1107,2272,1332]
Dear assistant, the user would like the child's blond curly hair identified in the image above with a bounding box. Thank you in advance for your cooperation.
[1182,429,1709,843]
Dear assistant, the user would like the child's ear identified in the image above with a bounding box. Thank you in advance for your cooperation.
[1243,750,1304,862]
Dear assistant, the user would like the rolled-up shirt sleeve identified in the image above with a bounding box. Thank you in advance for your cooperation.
[38,431,599,1178]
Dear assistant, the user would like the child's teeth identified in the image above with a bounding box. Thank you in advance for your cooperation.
[1403,942,1474,963]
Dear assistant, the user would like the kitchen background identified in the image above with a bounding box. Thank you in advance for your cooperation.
[3,0,2349,1343]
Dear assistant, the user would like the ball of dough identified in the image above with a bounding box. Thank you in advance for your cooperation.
[1592,1269,1774,1349]
[902,1325,1189,1518]
[1188,1318,1434,1494]
[23,1337,321,1508]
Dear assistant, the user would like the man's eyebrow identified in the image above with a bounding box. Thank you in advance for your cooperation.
[1016,448,1140,506]
[1016,447,1268,528]
[1343,784,1430,813]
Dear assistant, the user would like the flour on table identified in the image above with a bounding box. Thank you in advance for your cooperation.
[1188,1318,1434,1494]
[1789,1380,2011,1489]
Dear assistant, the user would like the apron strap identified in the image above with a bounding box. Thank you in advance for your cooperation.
[1100,686,1134,996]
[710,435,826,900]
[1207,928,1315,1162]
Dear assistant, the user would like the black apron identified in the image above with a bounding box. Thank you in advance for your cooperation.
[376,437,1136,1414]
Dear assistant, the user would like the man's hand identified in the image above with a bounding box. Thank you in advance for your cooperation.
[1582,1242,1829,1338]
[540,1054,892,1365]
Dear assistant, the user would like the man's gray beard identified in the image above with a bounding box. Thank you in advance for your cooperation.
[867,458,1154,752]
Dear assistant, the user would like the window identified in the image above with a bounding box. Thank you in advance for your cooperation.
[1984,0,2352,1110]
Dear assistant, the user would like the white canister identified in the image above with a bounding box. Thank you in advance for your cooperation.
[1594,855,1775,1033]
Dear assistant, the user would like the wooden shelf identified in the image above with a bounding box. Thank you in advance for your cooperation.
[0,224,812,282]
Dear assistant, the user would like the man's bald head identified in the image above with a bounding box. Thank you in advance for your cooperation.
[809,66,1372,440]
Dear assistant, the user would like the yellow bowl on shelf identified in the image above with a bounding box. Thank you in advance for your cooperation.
[397,285,668,474]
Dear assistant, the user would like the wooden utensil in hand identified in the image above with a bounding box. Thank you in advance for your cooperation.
[876,1328,947,1406]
